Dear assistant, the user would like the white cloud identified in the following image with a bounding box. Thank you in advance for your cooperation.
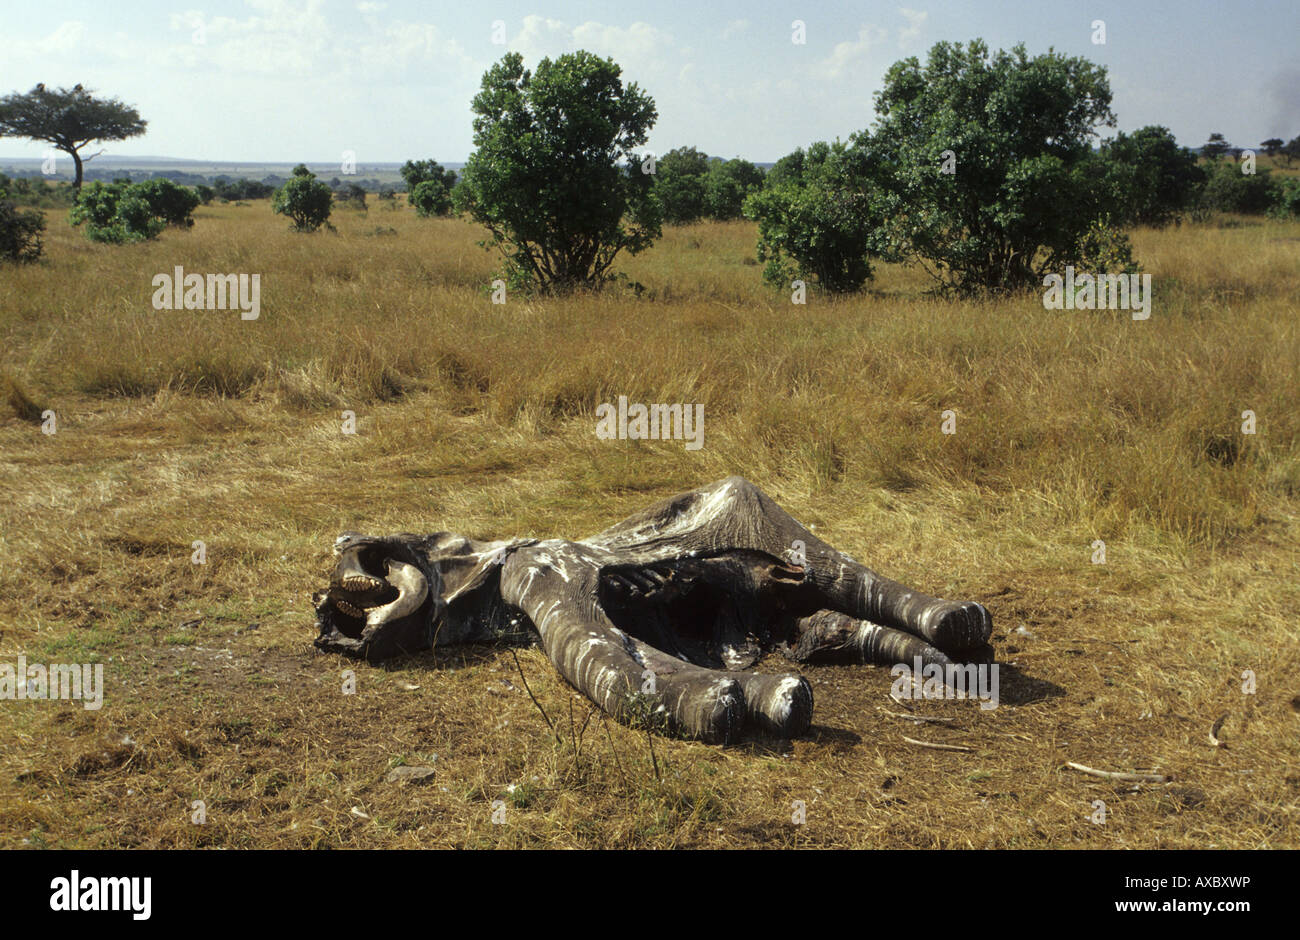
[812,25,888,81]
[722,20,750,41]
[10,21,88,55]
[507,17,676,71]
[898,8,928,48]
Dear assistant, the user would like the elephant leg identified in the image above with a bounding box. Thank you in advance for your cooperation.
[785,609,955,667]
[502,554,800,743]
[630,641,813,742]
[811,564,993,654]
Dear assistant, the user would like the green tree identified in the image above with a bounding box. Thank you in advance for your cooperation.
[1095,126,1204,227]
[1280,135,1300,168]
[0,84,146,191]
[132,177,200,227]
[410,179,453,217]
[1261,138,1284,157]
[765,148,812,189]
[653,146,711,224]
[272,164,333,231]
[1201,132,1231,161]
[0,180,45,262]
[1268,177,1300,219]
[863,39,1123,292]
[743,140,888,292]
[1198,159,1281,214]
[703,157,764,220]
[455,51,660,291]
[69,180,164,243]
[400,159,456,216]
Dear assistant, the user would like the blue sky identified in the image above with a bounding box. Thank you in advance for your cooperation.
[2,0,1296,164]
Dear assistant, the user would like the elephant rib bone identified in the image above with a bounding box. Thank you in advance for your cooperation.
[1065,762,1170,784]
[884,710,955,725]
[902,735,973,752]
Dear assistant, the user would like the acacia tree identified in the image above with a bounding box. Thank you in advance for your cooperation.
[454,51,660,291]
[0,85,146,190]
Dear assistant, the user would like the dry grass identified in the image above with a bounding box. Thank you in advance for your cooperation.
[0,201,1297,848]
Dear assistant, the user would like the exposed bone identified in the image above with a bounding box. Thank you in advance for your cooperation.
[1065,762,1170,783]
[363,559,429,628]
[901,736,972,752]
[885,710,955,725]
[1209,713,1229,748]
[312,476,995,744]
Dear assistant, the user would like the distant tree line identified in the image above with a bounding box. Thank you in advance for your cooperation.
[1,59,1297,268]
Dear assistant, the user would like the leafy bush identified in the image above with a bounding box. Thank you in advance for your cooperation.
[401,159,456,217]
[1198,159,1282,214]
[703,158,764,221]
[195,184,214,205]
[743,141,886,293]
[1095,126,1204,227]
[69,180,164,243]
[653,147,710,224]
[410,179,452,217]
[862,40,1123,292]
[272,164,333,232]
[1267,177,1300,219]
[1075,216,1138,275]
[455,51,660,291]
[0,183,45,262]
[132,177,200,226]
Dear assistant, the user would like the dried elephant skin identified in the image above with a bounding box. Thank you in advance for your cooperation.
[312,476,994,744]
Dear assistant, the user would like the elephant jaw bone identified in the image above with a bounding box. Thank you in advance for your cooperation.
[363,559,429,627]
[318,542,433,650]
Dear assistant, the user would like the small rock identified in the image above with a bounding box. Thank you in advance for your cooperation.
[386,765,436,784]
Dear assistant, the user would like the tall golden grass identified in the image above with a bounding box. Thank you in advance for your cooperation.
[0,201,1297,848]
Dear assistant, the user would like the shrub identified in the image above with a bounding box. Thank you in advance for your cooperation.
[410,179,452,217]
[1198,160,1283,214]
[743,141,886,293]
[653,147,711,224]
[1267,177,1300,219]
[455,51,660,291]
[1095,126,1204,227]
[69,180,164,243]
[0,183,45,262]
[272,164,333,232]
[132,177,201,226]
[863,40,1123,292]
[401,160,456,216]
[702,157,764,221]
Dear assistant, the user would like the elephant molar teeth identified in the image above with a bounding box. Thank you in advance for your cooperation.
[336,599,364,618]
[343,576,383,591]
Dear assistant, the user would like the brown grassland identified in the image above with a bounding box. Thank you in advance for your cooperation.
[0,197,1298,848]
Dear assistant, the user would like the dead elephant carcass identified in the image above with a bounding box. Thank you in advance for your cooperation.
[312,477,994,743]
